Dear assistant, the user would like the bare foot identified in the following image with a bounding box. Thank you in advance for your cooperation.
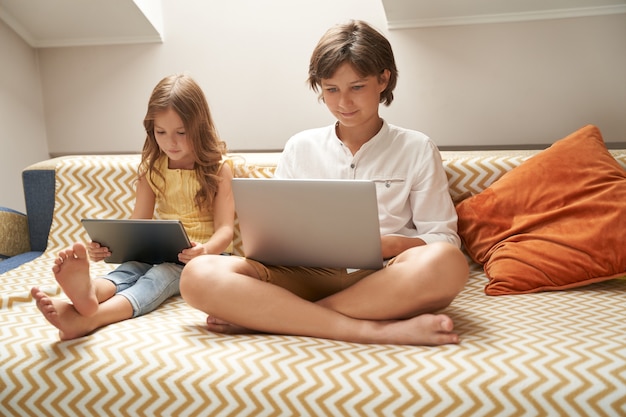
[205,312,458,346]
[52,242,98,317]
[205,315,258,335]
[31,287,97,340]
[368,314,459,346]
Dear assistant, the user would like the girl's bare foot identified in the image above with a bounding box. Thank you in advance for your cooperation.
[31,287,97,340]
[52,242,98,317]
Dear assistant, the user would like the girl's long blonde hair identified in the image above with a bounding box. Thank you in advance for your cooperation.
[140,74,226,212]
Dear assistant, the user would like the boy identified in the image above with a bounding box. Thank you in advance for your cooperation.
[180,20,468,345]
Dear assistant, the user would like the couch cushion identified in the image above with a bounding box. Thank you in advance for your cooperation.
[0,208,30,259]
[456,125,626,295]
[0,251,44,274]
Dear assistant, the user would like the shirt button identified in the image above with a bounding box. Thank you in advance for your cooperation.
[350,164,355,169]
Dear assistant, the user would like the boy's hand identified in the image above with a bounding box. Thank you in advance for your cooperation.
[381,235,426,260]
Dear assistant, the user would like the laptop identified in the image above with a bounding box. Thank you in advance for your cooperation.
[232,178,383,270]
[81,219,191,264]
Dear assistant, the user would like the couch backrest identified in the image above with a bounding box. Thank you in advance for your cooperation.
[39,149,626,257]
[46,154,281,256]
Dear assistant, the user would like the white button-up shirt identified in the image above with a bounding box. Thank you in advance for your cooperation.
[276,121,460,247]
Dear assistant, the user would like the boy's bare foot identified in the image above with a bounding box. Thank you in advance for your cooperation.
[205,312,459,346]
[52,242,98,317]
[205,315,258,335]
[371,314,459,346]
[31,287,97,340]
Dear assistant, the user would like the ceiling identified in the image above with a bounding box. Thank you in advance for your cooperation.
[1,0,625,48]
[0,0,162,47]
[382,0,626,28]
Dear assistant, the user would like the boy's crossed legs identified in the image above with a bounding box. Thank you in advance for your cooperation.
[181,242,469,346]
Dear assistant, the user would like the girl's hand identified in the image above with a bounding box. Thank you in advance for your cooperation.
[178,242,209,264]
[87,241,111,262]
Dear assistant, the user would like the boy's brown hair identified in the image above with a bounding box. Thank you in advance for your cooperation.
[307,20,398,106]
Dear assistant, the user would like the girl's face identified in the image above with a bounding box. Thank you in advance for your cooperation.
[320,62,388,130]
[154,108,194,169]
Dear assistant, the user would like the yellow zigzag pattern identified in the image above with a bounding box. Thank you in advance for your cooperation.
[47,155,139,252]
[4,277,624,415]
[1,151,625,416]
[443,153,531,198]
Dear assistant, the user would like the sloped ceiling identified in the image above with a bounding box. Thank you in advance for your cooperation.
[1,0,625,48]
[0,0,162,47]
[382,0,626,28]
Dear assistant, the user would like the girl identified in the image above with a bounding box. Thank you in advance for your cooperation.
[31,74,235,340]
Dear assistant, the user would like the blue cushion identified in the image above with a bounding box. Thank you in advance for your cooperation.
[0,251,44,274]
[22,169,55,252]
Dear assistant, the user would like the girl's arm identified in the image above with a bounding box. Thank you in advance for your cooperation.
[179,163,235,263]
[131,174,157,219]
[205,162,235,253]
[87,174,156,262]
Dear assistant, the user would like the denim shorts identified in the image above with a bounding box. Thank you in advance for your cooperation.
[103,261,183,318]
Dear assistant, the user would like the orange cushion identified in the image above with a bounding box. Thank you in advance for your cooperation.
[456,125,626,295]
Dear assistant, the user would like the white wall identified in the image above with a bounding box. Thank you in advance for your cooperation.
[40,0,388,155]
[0,19,49,212]
[1,1,625,214]
[37,0,626,155]
[387,14,626,147]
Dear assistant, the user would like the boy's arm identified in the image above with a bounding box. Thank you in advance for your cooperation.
[381,235,427,260]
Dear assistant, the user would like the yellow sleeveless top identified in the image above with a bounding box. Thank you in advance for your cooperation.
[146,155,232,252]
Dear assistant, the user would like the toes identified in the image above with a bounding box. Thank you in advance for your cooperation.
[438,315,454,333]
[72,242,88,259]
[30,287,47,302]
[30,287,40,298]
[57,250,71,260]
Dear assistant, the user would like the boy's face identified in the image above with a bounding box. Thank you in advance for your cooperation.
[320,62,389,129]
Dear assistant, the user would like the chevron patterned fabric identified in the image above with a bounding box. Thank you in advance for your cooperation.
[1,150,625,416]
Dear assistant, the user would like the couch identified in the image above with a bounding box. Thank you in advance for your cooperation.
[1,125,625,416]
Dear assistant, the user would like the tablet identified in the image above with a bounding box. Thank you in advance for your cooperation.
[81,219,191,264]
